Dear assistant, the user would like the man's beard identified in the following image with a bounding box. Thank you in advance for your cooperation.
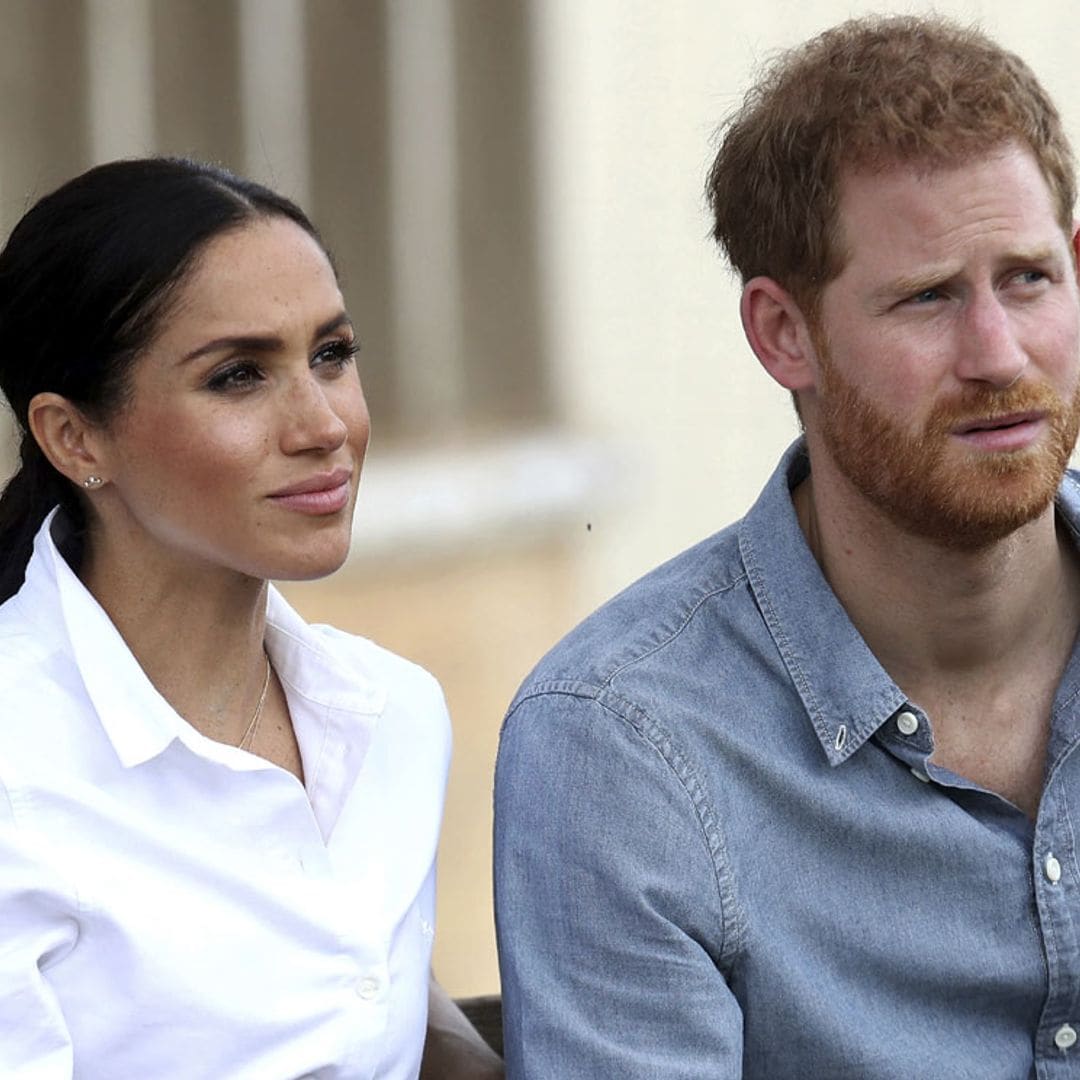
[815,351,1080,551]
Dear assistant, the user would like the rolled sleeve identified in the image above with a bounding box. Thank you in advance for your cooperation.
[494,685,743,1078]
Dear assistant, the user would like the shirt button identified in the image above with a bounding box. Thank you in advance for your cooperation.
[1055,1024,1077,1050]
[896,711,919,736]
[1046,854,1063,884]
[356,976,380,1001]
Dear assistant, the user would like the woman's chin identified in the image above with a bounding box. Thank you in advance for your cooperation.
[261,535,354,583]
[277,552,352,583]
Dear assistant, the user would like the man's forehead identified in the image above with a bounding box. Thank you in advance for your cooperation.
[835,140,1032,194]
[830,143,1065,256]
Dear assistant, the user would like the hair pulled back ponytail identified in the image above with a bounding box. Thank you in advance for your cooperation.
[0,435,84,601]
[0,156,323,603]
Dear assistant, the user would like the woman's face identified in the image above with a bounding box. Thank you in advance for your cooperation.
[89,216,370,584]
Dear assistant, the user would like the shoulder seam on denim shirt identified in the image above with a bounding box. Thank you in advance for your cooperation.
[601,571,750,689]
[505,679,748,978]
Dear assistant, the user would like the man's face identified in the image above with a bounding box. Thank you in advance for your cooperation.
[803,143,1080,549]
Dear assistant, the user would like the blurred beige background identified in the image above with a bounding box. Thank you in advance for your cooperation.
[2,0,1078,996]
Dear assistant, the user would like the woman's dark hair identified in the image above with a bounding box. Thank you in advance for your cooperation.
[0,156,326,602]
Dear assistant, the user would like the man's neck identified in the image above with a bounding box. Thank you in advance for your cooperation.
[793,465,1080,816]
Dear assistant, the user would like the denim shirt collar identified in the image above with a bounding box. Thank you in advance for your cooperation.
[742,440,1080,767]
[739,438,911,766]
[1050,470,1080,756]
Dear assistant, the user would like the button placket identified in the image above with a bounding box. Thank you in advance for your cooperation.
[1055,1024,1077,1050]
[1045,853,1063,884]
[1032,788,1080,1072]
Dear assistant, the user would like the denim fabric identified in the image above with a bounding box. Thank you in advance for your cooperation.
[495,438,1080,1079]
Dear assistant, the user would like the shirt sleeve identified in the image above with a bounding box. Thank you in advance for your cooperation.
[494,687,743,1078]
[0,780,77,1077]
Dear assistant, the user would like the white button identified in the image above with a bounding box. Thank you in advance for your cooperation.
[356,976,380,1001]
[896,711,919,736]
[1046,854,1063,884]
[1055,1024,1077,1050]
[910,768,930,784]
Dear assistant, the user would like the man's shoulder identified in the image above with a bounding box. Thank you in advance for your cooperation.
[514,517,752,703]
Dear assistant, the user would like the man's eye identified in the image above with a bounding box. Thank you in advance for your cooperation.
[909,288,942,304]
[1015,269,1047,286]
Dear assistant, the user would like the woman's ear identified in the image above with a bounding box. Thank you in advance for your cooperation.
[739,276,819,392]
[27,392,109,489]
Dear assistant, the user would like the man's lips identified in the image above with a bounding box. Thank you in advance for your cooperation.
[952,410,1045,435]
[950,411,1048,453]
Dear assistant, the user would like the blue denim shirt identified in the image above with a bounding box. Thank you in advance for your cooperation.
[494,438,1080,1079]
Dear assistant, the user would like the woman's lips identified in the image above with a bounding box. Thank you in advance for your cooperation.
[269,469,352,514]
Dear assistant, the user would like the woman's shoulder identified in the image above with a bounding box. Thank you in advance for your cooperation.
[265,591,450,755]
[0,598,70,703]
[288,623,452,776]
[271,612,449,732]
[306,621,444,698]
[0,608,91,787]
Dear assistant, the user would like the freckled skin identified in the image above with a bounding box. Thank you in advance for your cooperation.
[87,218,370,587]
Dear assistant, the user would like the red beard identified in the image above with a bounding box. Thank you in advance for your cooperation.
[816,355,1080,550]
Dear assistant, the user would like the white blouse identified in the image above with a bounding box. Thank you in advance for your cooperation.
[0,511,451,1078]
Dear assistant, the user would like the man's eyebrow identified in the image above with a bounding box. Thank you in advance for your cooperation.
[180,312,354,363]
[873,268,952,301]
[873,249,1062,301]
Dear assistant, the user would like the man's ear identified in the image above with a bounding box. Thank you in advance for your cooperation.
[740,276,819,392]
[27,392,110,488]
[1072,222,1080,285]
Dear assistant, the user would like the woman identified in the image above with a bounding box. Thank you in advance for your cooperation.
[0,158,501,1078]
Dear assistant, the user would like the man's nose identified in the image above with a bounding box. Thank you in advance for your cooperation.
[953,293,1027,389]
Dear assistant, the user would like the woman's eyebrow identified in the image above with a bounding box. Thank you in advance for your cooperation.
[180,312,354,364]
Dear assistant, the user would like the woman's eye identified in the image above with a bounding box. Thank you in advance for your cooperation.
[313,338,360,371]
[206,362,263,392]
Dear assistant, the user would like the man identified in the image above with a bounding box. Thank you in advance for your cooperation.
[494,16,1080,1078]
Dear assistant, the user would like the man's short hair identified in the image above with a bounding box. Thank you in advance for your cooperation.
[706,15,1076,319]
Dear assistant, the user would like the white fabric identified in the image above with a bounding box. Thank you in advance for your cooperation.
[0,511,451,1079]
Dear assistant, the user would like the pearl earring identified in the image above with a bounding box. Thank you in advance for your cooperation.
[83,476,104,489]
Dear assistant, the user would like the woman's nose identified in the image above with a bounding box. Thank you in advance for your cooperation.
[279,375,349,454]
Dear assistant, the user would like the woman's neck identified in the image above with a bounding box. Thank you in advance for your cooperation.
[80,541,271,746]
